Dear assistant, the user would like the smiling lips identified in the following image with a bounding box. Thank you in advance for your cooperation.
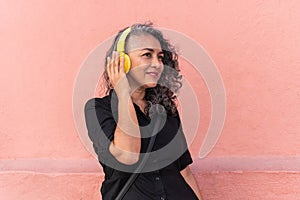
[145,71,160,78]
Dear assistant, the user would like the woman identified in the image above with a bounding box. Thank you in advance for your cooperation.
[84,22,202,200]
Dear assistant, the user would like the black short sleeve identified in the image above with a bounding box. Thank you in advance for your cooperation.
[84,97,116,165]
[177,148,193,171]
[175,112,193,171]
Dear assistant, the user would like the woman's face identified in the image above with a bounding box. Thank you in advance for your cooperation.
[126,33,164,90]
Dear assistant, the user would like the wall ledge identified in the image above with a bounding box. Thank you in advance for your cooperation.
[192,156,300,172]
[0,158,101,174]
[1,156,300,174]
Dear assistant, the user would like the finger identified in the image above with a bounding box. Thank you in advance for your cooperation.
[106,56,111,78]
[112,51,118,75]
[110,51,115,75]
[120,54,125,73]
[114,51,120,74]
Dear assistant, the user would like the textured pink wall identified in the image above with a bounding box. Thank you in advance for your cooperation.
[1,0,299,199]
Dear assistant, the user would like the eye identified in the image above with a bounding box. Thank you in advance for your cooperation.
[158,55,164,61]
[142,52,152,58]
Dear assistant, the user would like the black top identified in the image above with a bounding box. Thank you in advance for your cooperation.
[84,90,198,200]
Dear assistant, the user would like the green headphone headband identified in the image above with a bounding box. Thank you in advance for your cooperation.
[116,27,131,52]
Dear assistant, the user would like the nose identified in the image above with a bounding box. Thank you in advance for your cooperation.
[151,57,163,68]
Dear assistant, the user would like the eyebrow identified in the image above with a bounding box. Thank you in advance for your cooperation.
[141,48,164,54]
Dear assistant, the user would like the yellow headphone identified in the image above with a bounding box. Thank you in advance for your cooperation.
[116,27,131,73]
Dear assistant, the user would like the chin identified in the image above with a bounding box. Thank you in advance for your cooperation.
[144,82,157,88]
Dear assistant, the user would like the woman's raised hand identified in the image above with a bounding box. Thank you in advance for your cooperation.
[107,51,131,96]
[106,51,141,165]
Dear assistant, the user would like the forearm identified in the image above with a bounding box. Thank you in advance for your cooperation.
[109,91,141,164]
[106,52,141,164]
[181,167,203,200]
[185,173,202,199]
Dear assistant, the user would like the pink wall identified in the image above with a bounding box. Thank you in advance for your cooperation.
[1,0,299,199]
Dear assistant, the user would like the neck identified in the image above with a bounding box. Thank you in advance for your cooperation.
[131,87,146,103]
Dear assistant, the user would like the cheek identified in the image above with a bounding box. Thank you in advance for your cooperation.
[128,68,145,81]
[128,63,146,75]
[129,56,143,67]
[130,60,148,69]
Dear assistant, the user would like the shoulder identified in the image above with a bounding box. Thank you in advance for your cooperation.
[173,107,181,126]
[84,92,113,112]
[85,96,110,110]
[84,90,118,121]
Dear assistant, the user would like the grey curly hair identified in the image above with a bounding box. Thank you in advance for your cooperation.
[102,22,182,116]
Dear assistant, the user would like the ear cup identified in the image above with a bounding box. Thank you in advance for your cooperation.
[121,52,131,73]
[116,27,131,73]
